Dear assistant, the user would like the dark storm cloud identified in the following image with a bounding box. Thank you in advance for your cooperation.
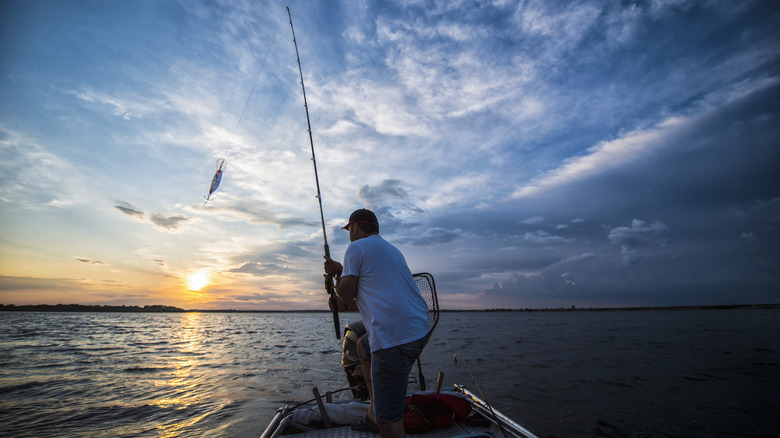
[358,179,412,206]
[355,179,425,235]
[394,227,460,246]
[606,220,669,265]
[413,81,780,306]
[522,230,575,245]
[486,252,598,297]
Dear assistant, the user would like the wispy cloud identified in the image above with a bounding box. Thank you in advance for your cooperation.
[115,202,191,231]
[523,230,574,245]
[0,128,83,207]
[229,262,295,277]
[513,116,684,198]
[149,213,191,230]
[67,88,154,120]
[74,257,108,265]
[115,201,145,218]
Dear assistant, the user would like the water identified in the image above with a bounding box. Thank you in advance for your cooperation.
[0,309,777,437]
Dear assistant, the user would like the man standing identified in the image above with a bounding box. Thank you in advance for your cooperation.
[324,208,429,438]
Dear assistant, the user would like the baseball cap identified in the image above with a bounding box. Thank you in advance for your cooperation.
[341,208,378,229]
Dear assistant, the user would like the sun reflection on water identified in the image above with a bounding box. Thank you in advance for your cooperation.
[157,410,213,438]
[149,312,210,434]
[177,312,203,353]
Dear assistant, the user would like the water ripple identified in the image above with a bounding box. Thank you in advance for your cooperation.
[1,309,778,437]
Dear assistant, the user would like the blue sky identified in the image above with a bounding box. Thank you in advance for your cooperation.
[1,0,778,310]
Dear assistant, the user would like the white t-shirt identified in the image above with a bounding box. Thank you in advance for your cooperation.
[342,234,429,352]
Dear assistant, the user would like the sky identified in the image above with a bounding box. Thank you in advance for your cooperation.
[1,0,778,310]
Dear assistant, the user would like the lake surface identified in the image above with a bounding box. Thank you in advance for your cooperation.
[1,309,777,437]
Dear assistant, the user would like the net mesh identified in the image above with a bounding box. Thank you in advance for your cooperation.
[413,272,440,337]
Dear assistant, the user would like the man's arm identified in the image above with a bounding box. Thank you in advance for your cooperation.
[324,256,359,309]
[334,275,358,306]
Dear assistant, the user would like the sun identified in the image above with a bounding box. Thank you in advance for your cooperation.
[187,271,210,291]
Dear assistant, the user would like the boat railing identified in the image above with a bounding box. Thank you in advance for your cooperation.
[454,385,539,438]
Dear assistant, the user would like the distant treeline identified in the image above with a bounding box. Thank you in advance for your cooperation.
[0,304,185,312]
[1,303,777,313]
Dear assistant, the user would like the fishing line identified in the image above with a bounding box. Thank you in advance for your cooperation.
[205,11,284,203]
[233,10,286,135]
[455,351,509,438]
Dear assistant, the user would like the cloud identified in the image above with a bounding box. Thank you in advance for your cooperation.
[0,275,96,292]
[229,292,288,303]
[739,232,756,241]
[421,174,491,211]
[66,88,151,120]
[322,79,431,137]
[115,201,144,218]
[521,216,545,225]
[394,227,461,246]
[0,128,82,207]
[523,230,574,245]
[516,1,602,52]
[485,253,598,297]
[199,202,317,229]
[607,219,669,247]
[321,119,361,136]
[607,219,669,265]
[358,179,411,206]
[513,117,684,198]
[229,262,295,277]
[115,201,192,232]
[149,213,190,230]
[354,179,425,234]
[75,257,108,265]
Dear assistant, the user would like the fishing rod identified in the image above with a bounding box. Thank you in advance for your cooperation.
[287,7,340,340]
[455,351,509,438]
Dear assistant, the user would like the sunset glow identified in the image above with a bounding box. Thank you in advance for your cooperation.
[187,271,210,292]
[1,1,777,310]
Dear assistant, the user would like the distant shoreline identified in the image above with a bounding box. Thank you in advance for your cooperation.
[1,303,778,313]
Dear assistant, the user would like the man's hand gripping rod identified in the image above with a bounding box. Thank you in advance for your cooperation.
[323,245,341,340]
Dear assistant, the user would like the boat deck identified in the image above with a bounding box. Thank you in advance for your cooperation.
[261,385,537,438]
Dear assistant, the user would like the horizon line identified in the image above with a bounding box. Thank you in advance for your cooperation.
[1,303,778,313]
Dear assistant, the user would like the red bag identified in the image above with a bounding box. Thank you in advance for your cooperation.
[403,393,472,433]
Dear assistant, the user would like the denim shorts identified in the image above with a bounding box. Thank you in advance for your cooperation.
[360,335,427,423]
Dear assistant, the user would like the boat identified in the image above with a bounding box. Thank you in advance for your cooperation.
[260,383,539,438]
[261,273,539,438]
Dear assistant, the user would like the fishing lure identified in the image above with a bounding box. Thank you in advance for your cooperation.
[205,158,227,202]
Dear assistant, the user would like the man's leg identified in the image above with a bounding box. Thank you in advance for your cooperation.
[377,419,406,437]
[370,336,427,438]
[357,337,406,437]
[357,335,375,421]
